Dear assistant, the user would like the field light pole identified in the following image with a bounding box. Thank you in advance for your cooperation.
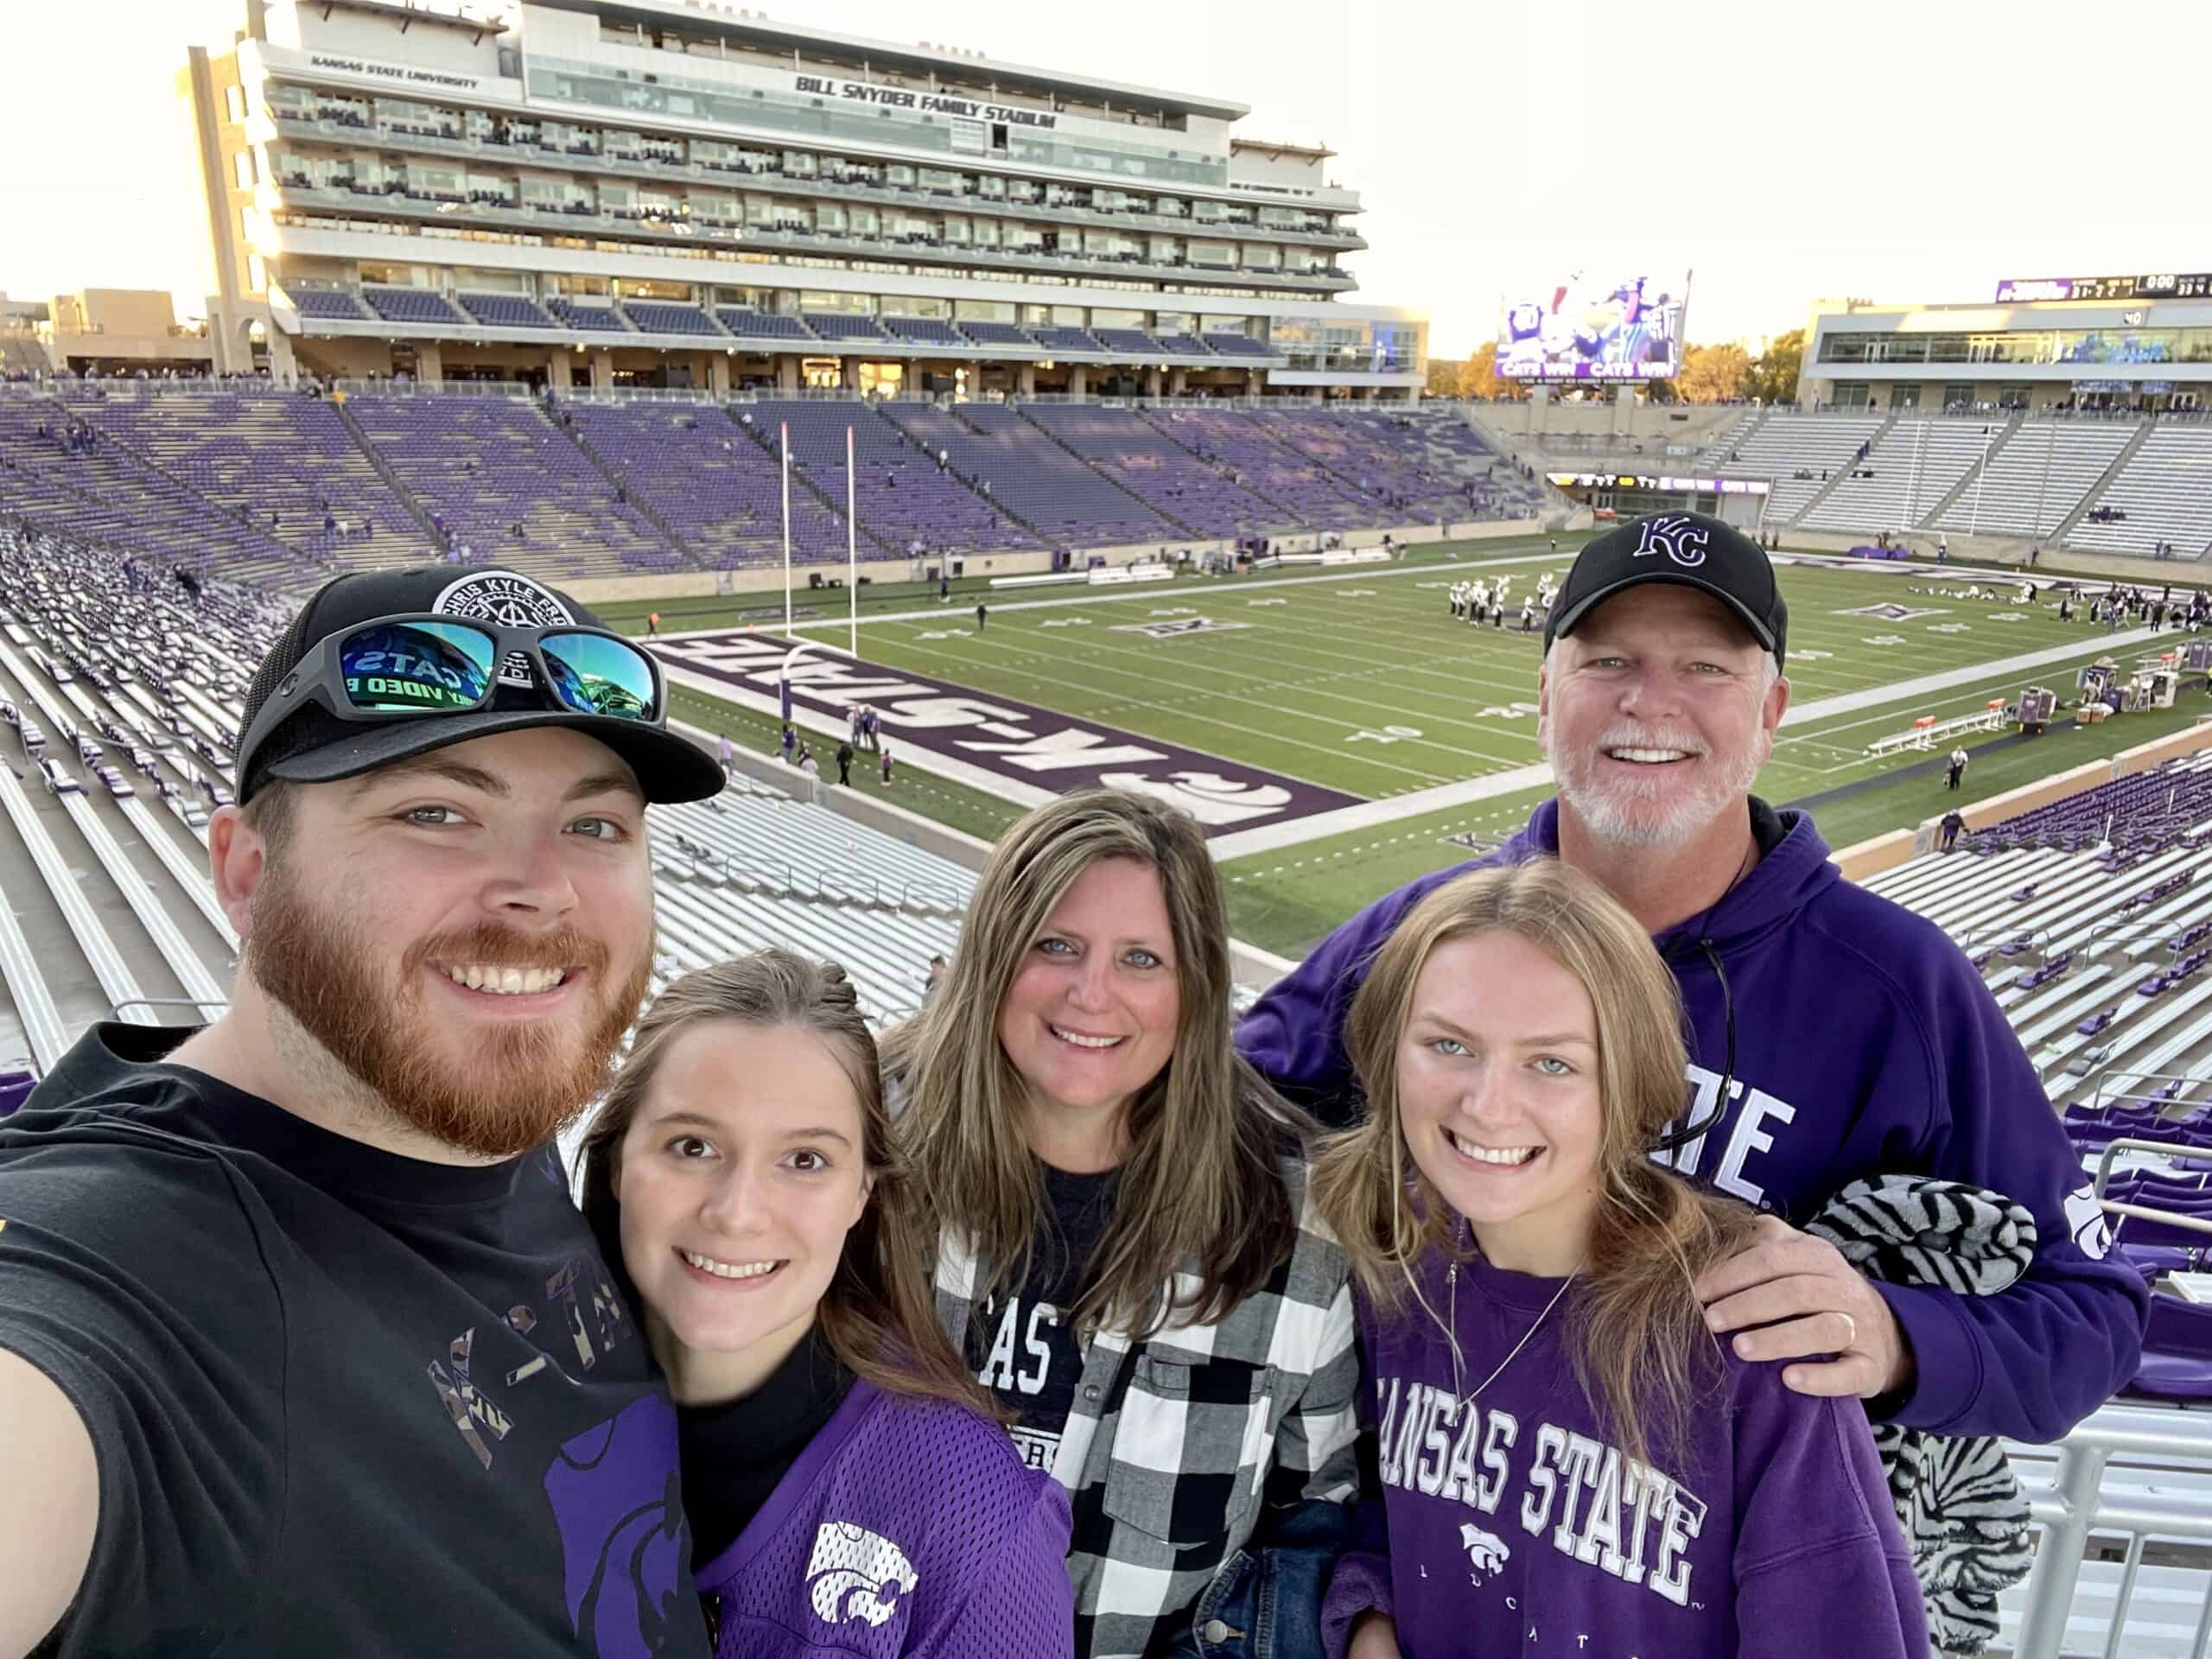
[847,423,858,657]
[779,420,792,636]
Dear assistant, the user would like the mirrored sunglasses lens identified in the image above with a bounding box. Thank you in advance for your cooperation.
[339,622,496,711]
[539,633,658,721]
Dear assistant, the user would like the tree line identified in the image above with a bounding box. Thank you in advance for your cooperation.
[1424,331,1805,405]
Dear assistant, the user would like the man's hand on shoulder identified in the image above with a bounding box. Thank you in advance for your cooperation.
[0,1346,98,1657]
[1694,1216,1914,1400]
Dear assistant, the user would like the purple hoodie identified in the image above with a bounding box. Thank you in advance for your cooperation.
[1319,1249,1929,1659]
[1236,799,2149,1442]
[694,1378,1075,1657]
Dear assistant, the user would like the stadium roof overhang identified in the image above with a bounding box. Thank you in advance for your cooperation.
[310,0,509,40]
[528,0,1249,122]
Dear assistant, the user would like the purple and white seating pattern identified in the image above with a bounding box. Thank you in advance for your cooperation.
[1023,404,1285,537]
[1865,753,2212,1397]
[880,403,1173,547]
[750,402,1041,557]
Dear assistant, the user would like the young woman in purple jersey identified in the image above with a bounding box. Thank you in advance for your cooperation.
[578,950,1074,1658]
[1311,861,1926,1659]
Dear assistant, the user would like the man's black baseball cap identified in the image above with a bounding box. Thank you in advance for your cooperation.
[1543,511,1788,668]
[233,565,723,804]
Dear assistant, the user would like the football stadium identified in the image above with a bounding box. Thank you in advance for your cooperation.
[2,2,2211,1656]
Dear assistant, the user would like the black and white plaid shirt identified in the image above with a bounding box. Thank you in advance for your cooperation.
[933,1155,1361,1659]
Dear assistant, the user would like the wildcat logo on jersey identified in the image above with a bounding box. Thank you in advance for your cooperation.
[806,1522,919,1629]
[1632,515,1710,568]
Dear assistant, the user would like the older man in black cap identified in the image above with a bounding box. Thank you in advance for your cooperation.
[1240,512,2143,1447]
[0,566,721,1657]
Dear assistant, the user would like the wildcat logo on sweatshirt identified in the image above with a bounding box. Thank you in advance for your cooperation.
[1459,1522,1511,1583]
[805,1522,918,1629]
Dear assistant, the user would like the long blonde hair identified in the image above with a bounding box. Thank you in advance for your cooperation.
[1311,859,1758,1474]
[578,949,993,1416]
[883,788,1309,1340]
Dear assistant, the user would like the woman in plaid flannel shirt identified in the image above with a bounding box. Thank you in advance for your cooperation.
[883,790,1363,1659]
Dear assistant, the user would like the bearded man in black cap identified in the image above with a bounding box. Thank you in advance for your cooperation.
[0,566,722,1657]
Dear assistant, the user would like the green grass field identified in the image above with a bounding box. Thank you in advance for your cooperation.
[615,535,2208,957]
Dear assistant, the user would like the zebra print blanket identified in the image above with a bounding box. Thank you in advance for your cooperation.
[1807,1176,2038,1656]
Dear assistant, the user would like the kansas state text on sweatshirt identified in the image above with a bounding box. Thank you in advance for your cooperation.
[1320,1251,1929,1659]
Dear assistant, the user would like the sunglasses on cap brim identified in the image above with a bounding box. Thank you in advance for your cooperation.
[239,613,668,759]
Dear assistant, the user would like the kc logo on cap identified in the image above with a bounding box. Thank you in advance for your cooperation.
[1633,514,1710,568]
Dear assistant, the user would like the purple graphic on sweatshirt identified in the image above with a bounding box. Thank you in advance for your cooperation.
[543,1393,693,1657]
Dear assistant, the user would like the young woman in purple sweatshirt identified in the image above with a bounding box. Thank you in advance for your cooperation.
[1310,861,1927,1659]
[577,950,1074,1658]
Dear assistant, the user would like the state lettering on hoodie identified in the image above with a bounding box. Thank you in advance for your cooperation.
[1372,1374,1705,1609]
[1652,1061,1802,1209]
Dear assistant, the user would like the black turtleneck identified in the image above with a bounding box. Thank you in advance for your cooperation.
[676,1323,854,1567]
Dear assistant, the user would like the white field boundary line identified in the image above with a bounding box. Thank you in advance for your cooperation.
[1205,625,2165,860]
[651,544,1579,641]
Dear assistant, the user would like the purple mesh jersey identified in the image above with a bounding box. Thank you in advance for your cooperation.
[695,1378,1075,1658]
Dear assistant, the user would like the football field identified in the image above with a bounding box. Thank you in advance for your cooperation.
[783,536,2164,808]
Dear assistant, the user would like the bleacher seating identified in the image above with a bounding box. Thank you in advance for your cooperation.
[1090,329,1169,357]
[803,313,892,343]
[1694,407,1765,467]
[344,394,681,578]
[2066,426,2212,560]
[1141,407,1384,527]
[1721,412,1886,522]
[752,400,1041,558]
[1023,404,1285,536]
[1203,333,1274,359]
[1935,421,2138,541]
[1029,327,1105,356]
[956,321,1035,348]
[563,401,849,568]
[547,298,631,334]
[1,386,1535,584]
[1153,334,1212,357]
[0,396,301,586]
[359,287,467,327]
[457,293,558,329]
[715,308,814,342]
[880,403,1173,547]
[1252,408,1478,521]
[1800,417,2007,532]
[1866,757,2212,1117]
[881,316,967,348]
[289,288,371,321]
[68,390,431,574]
[620,301,721,337]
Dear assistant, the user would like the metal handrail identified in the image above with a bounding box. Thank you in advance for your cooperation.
[2008,1402,2212,1656]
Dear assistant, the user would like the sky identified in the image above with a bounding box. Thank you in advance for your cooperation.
[2,0,2207,359]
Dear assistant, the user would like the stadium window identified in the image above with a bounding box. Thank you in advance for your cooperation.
[226,85,245,124]
[233,151,256,189]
